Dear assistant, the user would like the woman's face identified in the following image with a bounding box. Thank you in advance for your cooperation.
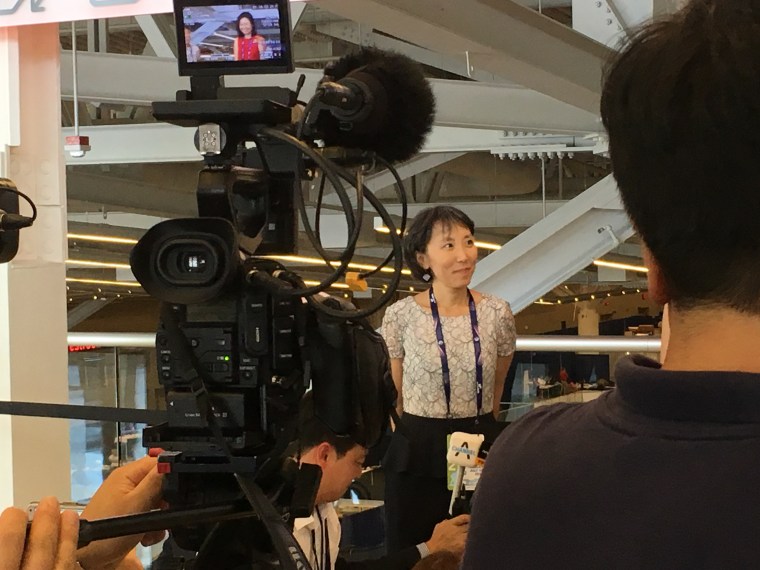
[416,221,478,289]
[239,17,253,36]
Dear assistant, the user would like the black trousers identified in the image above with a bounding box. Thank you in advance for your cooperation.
[384,469,451,553]
[383,413,503,553]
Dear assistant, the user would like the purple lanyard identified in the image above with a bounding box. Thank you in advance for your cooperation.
[429,288,483,419]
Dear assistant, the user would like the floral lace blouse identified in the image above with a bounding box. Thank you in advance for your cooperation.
[381,294,516,419]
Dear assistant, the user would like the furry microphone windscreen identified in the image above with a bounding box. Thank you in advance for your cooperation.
[315,47,436,163]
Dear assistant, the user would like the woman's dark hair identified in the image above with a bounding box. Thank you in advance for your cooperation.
[403,206,476,282]
[298,392,358,458]
[601,0,760,313]
[236,12,256,37]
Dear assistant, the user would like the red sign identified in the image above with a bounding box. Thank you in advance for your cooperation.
[68,345,100,353]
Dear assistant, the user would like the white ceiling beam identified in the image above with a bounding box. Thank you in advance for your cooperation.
[364,153,465,191]
[571,0,655,47]
[319,199,569,231]
[290,1,308,28]
[63,123,202,165]
[317,152,464,210]
[62,122,597,166]
[59,51,600,134]
[67,298,114,329]
[68,212,166,231]
[470,174,634,312]
[67,170,197,217]
[135,14,176,58]
[65,195,571,238]
[315,22,508,83]
[379,201,569,229]
[315,0,611,114]
[514,0,572,7]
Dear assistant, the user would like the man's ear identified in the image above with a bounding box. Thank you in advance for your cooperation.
[642,244,670,305]
[314,442,333,469]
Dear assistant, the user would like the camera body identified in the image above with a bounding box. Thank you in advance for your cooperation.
[148,279,304,451]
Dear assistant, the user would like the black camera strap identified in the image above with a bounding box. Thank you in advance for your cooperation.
[160,303,233,457]
[160,303,312,570]
[0,400,165,424]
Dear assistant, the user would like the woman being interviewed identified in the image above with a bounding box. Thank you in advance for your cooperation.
[381,206,516,554]
[233,11,266,61]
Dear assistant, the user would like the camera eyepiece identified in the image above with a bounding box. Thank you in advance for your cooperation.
[130,217,240,305]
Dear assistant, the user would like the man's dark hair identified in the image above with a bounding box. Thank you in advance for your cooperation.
[298,392,359,458]
[236,11,257,37]
[403,206,476,282]
[601,0,760,313]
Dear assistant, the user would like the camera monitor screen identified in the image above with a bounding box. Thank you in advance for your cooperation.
[175,0,294,76]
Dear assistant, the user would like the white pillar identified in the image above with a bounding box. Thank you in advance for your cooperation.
[577,302,600,337]
[0,23,71,508]
[577,302,601,364]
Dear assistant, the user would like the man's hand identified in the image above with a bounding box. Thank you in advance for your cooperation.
[77,456,165,570]
[425,514,470,559]
[0,497,79,570]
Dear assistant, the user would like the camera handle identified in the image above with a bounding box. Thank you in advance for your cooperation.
[76,501,256,548]
[75,481,312,570]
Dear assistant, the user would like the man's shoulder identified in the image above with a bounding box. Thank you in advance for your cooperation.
[488,399,604,468]
[505,399,596,435]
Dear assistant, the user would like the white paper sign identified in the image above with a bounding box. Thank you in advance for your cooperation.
[0,0,174,28]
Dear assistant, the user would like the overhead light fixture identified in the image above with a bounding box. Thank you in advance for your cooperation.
[534,299,554,306]
[303,280,350,290]
[66,259,132,270]
[67,233,139,245]
[66,277,141,288]
[373,217,402,235]
[374,226,401,236]
[593,259,649,273]
[264,254,412,276]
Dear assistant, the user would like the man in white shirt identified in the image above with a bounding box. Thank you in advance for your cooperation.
[296,393,470,570]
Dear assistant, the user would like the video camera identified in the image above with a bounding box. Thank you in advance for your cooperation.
[117,0,436,567]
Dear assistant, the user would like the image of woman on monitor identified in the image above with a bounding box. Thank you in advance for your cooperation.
[233,11,267,61]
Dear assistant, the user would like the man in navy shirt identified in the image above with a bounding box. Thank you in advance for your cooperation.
[463,1,760,568]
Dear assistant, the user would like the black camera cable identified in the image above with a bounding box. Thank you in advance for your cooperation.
[0,178,37,230]
[256,128,362,298]
[356,155,408,280]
